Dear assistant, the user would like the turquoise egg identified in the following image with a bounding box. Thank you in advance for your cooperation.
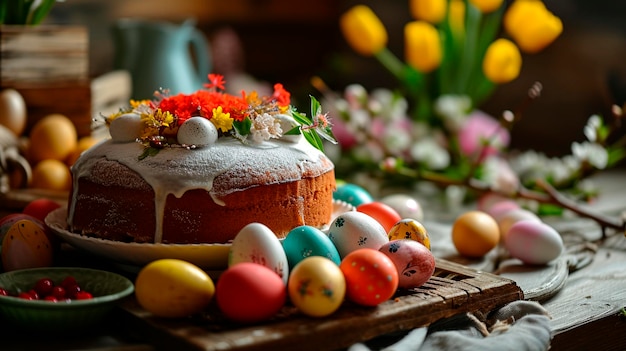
[333,184,374,207]
[282,226,341,269]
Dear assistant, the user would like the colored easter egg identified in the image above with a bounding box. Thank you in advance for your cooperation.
[333,184,374,207]
[379,240,435,289]
[505,220,564,265]
[451,211,500,258]
[288,256,346,317]
[229,222,289,284]
[356,201,402,233]
[388,218,431,250]
[282,225,341,269]
[339,248,398,306]
[1,219,53,271]
[216,262,286,323]
[327,211,389,258]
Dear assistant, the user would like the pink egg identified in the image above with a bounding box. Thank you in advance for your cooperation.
[356,201,402,233]
[379,240,435,289]
[486,200,520,220]
[216,263,286,323]
[504,220,564,265]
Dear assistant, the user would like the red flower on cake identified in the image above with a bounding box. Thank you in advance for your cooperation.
[205,73,226,91]
[272,83,291,108]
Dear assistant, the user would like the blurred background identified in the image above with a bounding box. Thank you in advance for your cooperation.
[47,0,626,157]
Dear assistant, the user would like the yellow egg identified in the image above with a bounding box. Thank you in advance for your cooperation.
[66,135,100,166]
[288,256,346,317]
[29,114,77,163]
[30,159,71,191]
[0,89,27,136]
[135,259,215,318]
[451,211,500,258]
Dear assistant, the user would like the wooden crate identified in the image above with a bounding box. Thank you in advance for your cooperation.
[116,258,523,351]
[0,25,88,85]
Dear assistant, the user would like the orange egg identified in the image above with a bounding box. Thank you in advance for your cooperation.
[66,135,100,166]
[339,248,398,306]
[29,114,77,163]
[30,159,71,191]
[451,211,500,258]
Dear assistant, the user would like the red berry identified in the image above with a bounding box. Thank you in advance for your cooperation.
[51,286,66,299]
[64,284,81,299]
[44,295,58,302]
[26,289,39,300]
[60,276,77,290]
[18,292,35,300]
[34,278,54,297]
[0,288,9,296]
[74,291,93,300]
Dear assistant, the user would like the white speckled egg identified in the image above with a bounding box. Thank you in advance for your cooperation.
[229,223,289,284]
[327,211,388,258]
[109,113,143,143]
[380,194,424,222]
[497,208,541,242]
[379,240,435,289]
[504,220,564,265]
[177,116,218,146]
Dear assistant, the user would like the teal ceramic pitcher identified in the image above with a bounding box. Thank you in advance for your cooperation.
[112,18,212,100]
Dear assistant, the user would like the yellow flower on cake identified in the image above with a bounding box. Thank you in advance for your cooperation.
[404,21,442,73]
[483,38,522,83]
[409,0,446,24]
[211,106,234,133]
[340,5,388,56]
[504,0,563,53]
[469,0,504,13]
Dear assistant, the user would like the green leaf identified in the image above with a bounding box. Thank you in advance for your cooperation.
[138,147,160,160]
[284,126,301,135]
[310,95,322,119]
[233,118,252,136]
[28,0,56,25]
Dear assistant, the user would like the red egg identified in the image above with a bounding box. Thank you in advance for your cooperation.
[216,262,286,323]
[356,201,402,233]
[379,240,435,289]
[339,248,398,306]
[22,198,61,222]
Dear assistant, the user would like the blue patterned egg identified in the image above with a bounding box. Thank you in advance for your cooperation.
[333,184,373,207]
[282,225,341,269]
[327,211,388,258]
[229,223,289,284]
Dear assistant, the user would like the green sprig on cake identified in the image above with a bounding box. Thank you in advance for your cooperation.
[105,74,336,159]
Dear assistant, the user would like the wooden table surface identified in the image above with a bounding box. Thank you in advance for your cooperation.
[0,170,625,350]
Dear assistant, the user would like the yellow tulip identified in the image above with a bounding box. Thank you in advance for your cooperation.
[469,0,504,13]
[448,0,465,36]
[482,38,522,83]
[410,0,447,24]
[405,21,442,73]
[504,0,563,53]
[340,5,388,56]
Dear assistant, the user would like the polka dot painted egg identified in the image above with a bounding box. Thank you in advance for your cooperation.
[177,116,218,146]
[333,184,374,207]
[388,219,431,250]
[288,256,346,317]
[379,240,435,289]
[327,211,389,258]
[339,248,398,306]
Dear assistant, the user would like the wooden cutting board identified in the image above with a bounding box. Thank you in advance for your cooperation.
[116,258,523,351]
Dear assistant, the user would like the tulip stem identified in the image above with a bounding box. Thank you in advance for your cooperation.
[375,48,407,83]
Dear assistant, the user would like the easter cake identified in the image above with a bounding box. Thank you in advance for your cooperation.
[67,75,336,244]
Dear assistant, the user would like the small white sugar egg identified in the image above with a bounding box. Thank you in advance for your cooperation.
[380,194,424,222]
[504,220,564,265]
[177,116,218,146]
[109,113,143,143]
[275,114,302,143]
[327,211,389,258]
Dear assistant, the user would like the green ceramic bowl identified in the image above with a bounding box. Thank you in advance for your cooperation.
[0,267,134,331]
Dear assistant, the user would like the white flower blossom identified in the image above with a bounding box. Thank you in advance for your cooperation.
[434,95,472,132]
[410,138,450,170]
[571,141,608,169]
[249,113,282,144]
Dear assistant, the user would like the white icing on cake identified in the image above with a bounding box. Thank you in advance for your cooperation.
[68,137,333,243]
